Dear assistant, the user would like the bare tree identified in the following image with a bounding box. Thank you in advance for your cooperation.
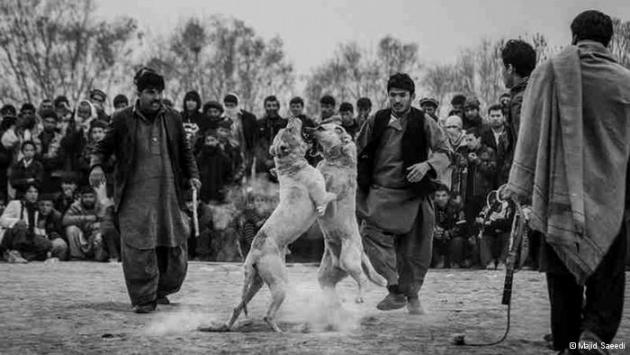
[611,18,630,69]
[0,0,137,105]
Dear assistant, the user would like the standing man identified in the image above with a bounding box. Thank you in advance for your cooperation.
[419,97,439,121]
[357,73,450,314]
[319,95,341,124]
[223,93,257,173]
[356,97,372,129]
[89,89,110,122]
[500,39,536,142]
[503,10,630,353]
[89,68,200,313]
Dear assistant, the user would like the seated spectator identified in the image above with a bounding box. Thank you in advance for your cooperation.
[54,176,78,215]
[94,182,120,263]
[476,192,514,270]
[35,192,68,260]
[432,185,467,268]
[196,129,234,204]
[0,183,67,262]
[339,102,360,140]
[62,186,107,261]
[9,141,44,198]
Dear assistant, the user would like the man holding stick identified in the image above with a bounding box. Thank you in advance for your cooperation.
[89,68,200,313]
[502,11,630,354]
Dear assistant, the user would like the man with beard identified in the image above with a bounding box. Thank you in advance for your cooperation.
[463,98,484,131]
[63,185,107,261]
[503,11,630,353]
[357,73,450,314]
[255,95,288,177]
[500,39,536,142]
[89,89,110,123]
[419,97,439,121]
[89,67,200,313]
[223,93,257,173]
[196,129,233,204]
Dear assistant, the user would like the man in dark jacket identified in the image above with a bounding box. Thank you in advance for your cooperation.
[500,39,536,142]
[255,95,287,177]
[481,104,513,188]
[223,93,257,173]
[89,67,200,313]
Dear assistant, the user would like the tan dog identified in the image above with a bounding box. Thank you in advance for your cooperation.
[222,118,336,332]
[312,123,387,303]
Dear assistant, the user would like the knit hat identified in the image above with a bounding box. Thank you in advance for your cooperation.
[89,89,106,101]
[419,97,439,108]
[134,67,165,92]
[203,101,224,114]
[465,98,481,109]
[217,118,233,129]
[90,119,109,130]
[223,93,239,105]
[113,94,129,107]
[40,109,59,122]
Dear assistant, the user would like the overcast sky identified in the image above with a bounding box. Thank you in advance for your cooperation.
[97,0,630,76]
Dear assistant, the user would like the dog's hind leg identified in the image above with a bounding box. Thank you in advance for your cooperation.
[225,265,264,329]
[340,240,369,304]
[258,256,288,333]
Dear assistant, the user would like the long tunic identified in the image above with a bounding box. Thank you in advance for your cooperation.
[118,113,190,249]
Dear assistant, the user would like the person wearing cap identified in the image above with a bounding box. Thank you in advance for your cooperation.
[89,67,200,313]
[319,95,341,124]
[89,89,109,122]
[202,100,225,130]
[339,102,359,140]
[357,73,450,314]
[419,97,439,120]
[356,97,372,130]
[113,94,129,112]
[463,98,483,131]
[222,93,257,173]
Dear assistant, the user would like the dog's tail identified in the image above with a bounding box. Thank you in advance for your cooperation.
[361,251,387,287]
[240,261,256,317]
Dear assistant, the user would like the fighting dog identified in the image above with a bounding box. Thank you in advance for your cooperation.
[219,118,337,332]
[311,123,387,303]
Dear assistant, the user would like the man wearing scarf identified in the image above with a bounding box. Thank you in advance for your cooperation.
[89,67,200,313]
[503,11,630,353]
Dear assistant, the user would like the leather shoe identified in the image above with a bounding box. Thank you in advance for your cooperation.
[376,292,407,311]
[133,301,157,314]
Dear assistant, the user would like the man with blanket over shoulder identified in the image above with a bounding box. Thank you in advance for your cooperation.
[502,10,630,354]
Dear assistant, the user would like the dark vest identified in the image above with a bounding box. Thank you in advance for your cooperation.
[357,107,436,196]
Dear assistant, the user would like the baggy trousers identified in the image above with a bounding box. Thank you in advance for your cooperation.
[545,222,626,351]
[361,197,434,298]
[121,241,188,306]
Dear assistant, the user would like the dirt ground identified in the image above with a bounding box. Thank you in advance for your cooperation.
[1,262,628,355]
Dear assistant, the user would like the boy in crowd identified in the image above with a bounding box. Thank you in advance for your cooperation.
[0,183,67,262]
[339,102,360,139]
[9,141,44,198]
[432,185,466,268]
[196,129,234,204]
[216,120,245,183]
[36,192,67,260]
[481,104,513,188]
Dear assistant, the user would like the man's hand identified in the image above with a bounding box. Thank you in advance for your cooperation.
[189,178,202,191]
[406,162,431,183]
[89,166,105,187]
[498,184,518,202]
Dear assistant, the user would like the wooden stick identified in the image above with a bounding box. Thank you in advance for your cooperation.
[192,187,200,238]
